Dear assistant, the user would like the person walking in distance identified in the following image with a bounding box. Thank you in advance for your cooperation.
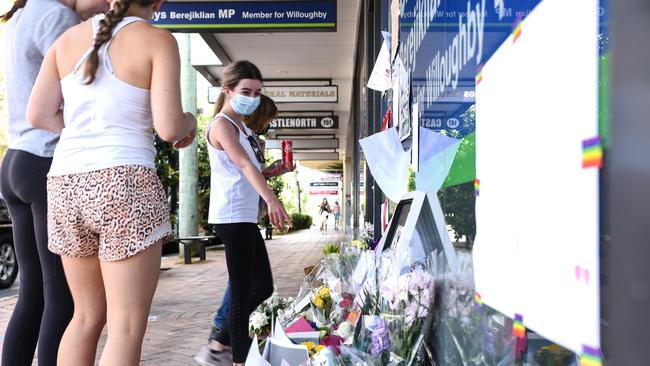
[204,60,292,366]
[319,197,331,234]
[26,0,196,364]
[332,200,341,231]
[0,0,108,364]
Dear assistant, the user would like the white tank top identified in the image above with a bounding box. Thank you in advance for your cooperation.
[207,113,262,224]
[49,15,155,176]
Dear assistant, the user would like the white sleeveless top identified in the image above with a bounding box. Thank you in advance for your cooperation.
[49,15,155,176]
[207,113,262,224]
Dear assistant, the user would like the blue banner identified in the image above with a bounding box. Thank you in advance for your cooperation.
[152,1,337,32]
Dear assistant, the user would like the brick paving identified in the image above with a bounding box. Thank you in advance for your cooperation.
[0,228,346,365]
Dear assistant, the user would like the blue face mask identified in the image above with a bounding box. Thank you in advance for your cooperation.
[230,93,260,116]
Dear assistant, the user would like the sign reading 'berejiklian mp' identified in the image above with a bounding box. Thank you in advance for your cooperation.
[152,0,337,32]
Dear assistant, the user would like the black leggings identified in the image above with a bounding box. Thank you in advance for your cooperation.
[214,223,273,363]
[0,149,73,366]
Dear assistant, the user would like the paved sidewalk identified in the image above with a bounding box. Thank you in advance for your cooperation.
[0,228,346,365]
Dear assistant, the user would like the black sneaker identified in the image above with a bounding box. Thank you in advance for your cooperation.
[209,326,222,342]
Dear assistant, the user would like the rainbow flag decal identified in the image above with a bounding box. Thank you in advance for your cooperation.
[579,345,603,366]
[513,314,526,338]
[476,65,483,85]
[513,15,523,43]
[474,292,483,309]
[474,179,480,196]
[582,136,603,168]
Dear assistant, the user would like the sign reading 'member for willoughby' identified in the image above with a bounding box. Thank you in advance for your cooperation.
[152,1,337,32]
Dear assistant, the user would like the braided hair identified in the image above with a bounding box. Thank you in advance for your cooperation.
[83,0,157,84]
[0,0,27,22]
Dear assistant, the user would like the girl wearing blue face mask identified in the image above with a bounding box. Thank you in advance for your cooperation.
[206,60,292,365]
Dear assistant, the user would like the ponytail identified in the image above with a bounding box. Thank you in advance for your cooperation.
[213,93,226,117]
[0,0,27,22]
[84,0,132,84]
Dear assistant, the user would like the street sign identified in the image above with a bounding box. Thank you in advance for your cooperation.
[265,85,338,103]
[270,116,339,130]
[310,182,339,187]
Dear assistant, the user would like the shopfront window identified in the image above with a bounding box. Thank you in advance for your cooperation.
[391,0,609,363]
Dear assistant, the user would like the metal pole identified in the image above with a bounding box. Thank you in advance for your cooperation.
[296,171,302,214]
[605,0,650,363]
[177,33,199,250]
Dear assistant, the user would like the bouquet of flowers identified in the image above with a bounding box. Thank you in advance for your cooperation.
[380,267,436,363]
[311,286,333,324]
[249,290,294,337]
[434,271,514,365]
[360,222,375,248]
[302,341,327,356]
[355,315,392,365]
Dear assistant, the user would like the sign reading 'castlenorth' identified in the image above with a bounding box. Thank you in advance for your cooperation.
[152,1,337,32]
[270,116,339,130]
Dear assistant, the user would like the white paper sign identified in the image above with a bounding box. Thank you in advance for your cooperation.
[359,127,410,202]
[367,32,393,92]
[473,0,600,355]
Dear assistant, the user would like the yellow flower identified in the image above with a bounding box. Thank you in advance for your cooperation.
[303,341,316,352]
[318,287,330,298]
[313,297,324,308]
[315,345,326,352]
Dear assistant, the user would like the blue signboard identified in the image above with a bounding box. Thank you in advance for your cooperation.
[152,1,337,32]
[397,0,542,139]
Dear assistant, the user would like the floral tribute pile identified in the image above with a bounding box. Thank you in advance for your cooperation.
[246,223,519,365]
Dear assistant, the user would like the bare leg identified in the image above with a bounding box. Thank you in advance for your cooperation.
[57,256,107,366]
[98,243,162,366]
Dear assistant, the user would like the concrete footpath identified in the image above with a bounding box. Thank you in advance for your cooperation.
[0,228,346,365]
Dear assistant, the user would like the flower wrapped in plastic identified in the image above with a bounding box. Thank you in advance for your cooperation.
[379,266,435,364]
[433,271,515,365]
[355,315,392,365]
[249,288,293,337]
[360,222,375,248]
[288,262,338,325]
[336,345,381,366]
[310,286,333,325]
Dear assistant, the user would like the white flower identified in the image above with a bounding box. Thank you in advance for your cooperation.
[249,311,268,331]
[337,322,354,340]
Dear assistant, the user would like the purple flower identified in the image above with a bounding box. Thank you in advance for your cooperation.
[368,317,391,357]
[370,237,381,250]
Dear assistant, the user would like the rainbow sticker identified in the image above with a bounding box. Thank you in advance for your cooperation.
[476,65,483,85]
[513,314,526,338]
[474,292,483,309]
[582,136,603,168]
[579,345,603,366]
[474,179,480,196]
[513,15,523,43]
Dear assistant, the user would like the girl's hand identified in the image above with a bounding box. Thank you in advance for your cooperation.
[173,113,197,149]
[265,195,292,230]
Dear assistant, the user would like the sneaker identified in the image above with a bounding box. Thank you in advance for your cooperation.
[193,345,232,366]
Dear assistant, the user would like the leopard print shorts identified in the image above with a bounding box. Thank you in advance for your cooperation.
[47,165,173,262]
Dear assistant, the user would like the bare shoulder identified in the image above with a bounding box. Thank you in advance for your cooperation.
[55,20,93,50]
[134,25,178,54]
